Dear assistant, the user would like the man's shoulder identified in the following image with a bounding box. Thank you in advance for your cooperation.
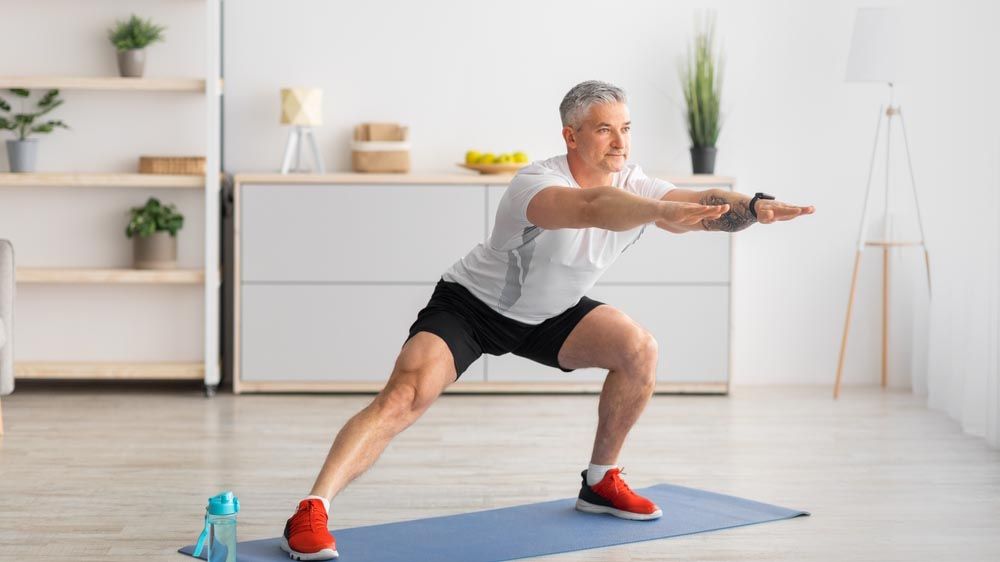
[513,154,570,182]
[503,155,574,194]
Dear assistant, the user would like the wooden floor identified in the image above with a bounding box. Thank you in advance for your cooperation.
[1,383,998,562]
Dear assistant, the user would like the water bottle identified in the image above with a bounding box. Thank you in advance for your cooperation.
[193,491,240,562]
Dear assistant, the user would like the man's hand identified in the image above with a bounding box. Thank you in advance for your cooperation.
[654,201,730,233]
[695,191,814,232]
[750,199,815,225]
[660,188,815,233]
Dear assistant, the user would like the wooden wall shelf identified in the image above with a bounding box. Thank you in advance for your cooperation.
[14,362,205,380]
[0,76,210,92]
[0,173,205,189]
[16,268,205,284]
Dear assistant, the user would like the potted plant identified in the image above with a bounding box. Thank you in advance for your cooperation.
[126,197,184,269]
[108,14,166,78]
[680,14,724,174]
[0,89,69,173]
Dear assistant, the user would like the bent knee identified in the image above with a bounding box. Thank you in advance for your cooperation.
[376,379,438,420]
[377,343,453,417]
[619,330,658,381]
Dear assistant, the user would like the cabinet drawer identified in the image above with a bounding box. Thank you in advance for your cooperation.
[241,184,485,282]
[598,229,730,283]
[240,283,485,383]
[487,186,729,283]
[485,285,728,384]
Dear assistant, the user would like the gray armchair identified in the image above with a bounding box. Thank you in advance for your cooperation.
[0,239,13,434]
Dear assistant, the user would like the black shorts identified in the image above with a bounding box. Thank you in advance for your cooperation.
[406,280,604,378]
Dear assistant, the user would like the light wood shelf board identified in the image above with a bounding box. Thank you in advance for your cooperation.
[234,173,736,187]
[16,268,205,284]
[0,173,205,188]
[0,76,208,92]
[15,362,205,380]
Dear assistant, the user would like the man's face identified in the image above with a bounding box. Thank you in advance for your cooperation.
[564,102,631,173]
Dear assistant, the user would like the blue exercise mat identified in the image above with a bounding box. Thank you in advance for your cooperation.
[180,483,808,562]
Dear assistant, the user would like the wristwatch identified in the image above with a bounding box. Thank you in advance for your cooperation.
[748,192,775,219]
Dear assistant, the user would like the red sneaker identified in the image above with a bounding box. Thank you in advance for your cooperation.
[575,468,663,520]
[280,499,339,560]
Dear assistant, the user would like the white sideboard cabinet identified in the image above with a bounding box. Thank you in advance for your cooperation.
[230,173,734,394]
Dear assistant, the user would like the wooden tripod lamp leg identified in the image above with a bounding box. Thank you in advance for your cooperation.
[882,247,890,388]
[835,250,865,399]
[923,248,932,297]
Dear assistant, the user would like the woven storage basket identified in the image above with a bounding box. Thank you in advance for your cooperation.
[351,123,410,173]
[138,156,206,175]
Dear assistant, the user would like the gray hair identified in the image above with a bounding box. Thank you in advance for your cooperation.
[559,80,627,129]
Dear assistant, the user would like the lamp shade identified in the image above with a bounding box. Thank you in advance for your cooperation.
[280,87,323,126]
[845,7,901,83]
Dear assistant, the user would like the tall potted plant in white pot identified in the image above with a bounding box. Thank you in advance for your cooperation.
[680,15,724,174]
[126,197,184,269]
[108,14,166,78]
[0,89,69,173]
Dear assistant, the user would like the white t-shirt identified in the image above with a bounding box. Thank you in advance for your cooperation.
[442,154,675,324]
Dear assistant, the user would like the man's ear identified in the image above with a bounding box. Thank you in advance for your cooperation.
[562,126,577,149]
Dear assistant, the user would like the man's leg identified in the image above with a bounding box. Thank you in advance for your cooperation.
[309,331,458,500]
[282,332,457,559]
[558,305,658,466]
[555,304,662,520]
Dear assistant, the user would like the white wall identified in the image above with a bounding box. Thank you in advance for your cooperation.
[903,2,1000,438]
[223,0,999,388]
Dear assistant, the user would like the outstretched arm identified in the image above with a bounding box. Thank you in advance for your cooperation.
[526,185,729,232]
[659,188,814,232]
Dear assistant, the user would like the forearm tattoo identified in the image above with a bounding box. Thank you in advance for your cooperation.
[698,193,757,232]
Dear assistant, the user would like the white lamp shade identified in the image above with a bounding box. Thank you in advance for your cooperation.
[280,88,323,126]
[845,7,901,83]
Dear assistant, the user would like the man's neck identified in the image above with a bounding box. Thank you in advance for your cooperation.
[566,151,613,188]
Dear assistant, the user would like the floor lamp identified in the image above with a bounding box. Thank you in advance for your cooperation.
[280,87,326,174]
[834,7,932,399]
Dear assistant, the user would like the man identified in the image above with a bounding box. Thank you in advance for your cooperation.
[280,80,814,560]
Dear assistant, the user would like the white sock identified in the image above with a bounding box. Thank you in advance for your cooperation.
[586,463,618,487]
[302,495,330,515]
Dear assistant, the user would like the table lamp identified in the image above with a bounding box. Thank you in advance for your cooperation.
[280,87,325,174]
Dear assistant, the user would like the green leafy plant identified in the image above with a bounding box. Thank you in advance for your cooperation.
[108,14,166,51]
[680,14,724,148]
[126,197,184,238]
[0,89,69,141]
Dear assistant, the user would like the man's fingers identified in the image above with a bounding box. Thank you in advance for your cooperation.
[775,204,814,219]
[679,206,725,225]
[691,204,728,221]
[665,203,729,227]
[774,207,802,220]
[756,203,816,224]
[694,204,728,217]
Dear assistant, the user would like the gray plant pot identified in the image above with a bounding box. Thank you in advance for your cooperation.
[133,231,177,270]
[6,139,38,173]
[116,49,146,78]
[690,146,717,175]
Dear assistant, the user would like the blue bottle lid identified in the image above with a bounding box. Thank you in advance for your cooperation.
[207,491,240,516]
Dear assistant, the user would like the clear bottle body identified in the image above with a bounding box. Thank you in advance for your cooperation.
[207,514,237,562]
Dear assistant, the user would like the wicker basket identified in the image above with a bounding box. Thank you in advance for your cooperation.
[138,156,206,175]
[351,123,410,173]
